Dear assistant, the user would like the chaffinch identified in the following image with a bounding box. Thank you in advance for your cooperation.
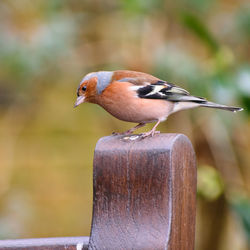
[74,70,243,137]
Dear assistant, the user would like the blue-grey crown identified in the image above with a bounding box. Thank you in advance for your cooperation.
[80,71,113,94]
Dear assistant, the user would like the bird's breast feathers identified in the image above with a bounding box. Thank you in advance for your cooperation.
[96,81,174,123]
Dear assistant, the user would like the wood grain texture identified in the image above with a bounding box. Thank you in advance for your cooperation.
[89,133,197,250]
[0,237,89,250]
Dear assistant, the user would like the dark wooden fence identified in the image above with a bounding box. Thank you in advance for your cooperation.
[0,133,196,250]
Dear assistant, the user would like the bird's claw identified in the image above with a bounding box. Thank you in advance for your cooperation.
[112,131,132,136]
[113,130,160,138]
[139,130,160,138]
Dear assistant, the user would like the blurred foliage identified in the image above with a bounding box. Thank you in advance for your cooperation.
[197,165,224,201]
[180,12,219,52]
[0,0,249,249]
[237,6,250,38]
[232,199,250,243]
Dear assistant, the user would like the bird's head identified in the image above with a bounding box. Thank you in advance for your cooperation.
[74,71,113,107]
[74,75,97,107]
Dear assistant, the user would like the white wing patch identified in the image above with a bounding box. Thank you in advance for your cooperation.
[130,85,143,91]
[145,85,165,96]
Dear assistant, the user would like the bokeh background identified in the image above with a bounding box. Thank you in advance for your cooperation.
[0,0,249,249]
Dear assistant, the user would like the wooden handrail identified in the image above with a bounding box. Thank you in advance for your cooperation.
[0,133,196,250]
[89,133,197,250]
[0,236,89,249]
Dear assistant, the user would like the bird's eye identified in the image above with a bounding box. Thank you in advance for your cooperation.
[82,86,87,91]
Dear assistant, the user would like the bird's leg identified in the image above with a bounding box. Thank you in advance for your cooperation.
[124,122,146,134]
[112,123,146,136]
[140,120,161,138]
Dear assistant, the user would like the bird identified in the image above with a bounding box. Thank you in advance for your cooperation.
[74,70,243,137]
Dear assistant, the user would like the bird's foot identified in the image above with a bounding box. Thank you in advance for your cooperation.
[112,132,122,136]
[112,131,132,136]
[140,130,160,138]
[112,123,146,137]
[112,131,141,141]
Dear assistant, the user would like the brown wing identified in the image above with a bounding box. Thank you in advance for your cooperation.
[113,71,207,103]
[112,70,162,86]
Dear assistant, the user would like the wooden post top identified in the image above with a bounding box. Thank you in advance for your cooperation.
[89,133,197,250]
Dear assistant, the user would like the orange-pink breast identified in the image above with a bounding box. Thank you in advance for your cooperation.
[96,81,174,123]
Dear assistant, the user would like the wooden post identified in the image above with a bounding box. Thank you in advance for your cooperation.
[89,133,197,250]
[0,133,196,250]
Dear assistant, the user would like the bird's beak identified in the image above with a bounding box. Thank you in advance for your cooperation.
[74,96,85,108]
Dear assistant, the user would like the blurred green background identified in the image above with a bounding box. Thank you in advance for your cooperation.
[0,0,249,249]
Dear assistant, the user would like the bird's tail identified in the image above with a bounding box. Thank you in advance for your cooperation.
[173,94,243,112]
[199,101,243,112]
